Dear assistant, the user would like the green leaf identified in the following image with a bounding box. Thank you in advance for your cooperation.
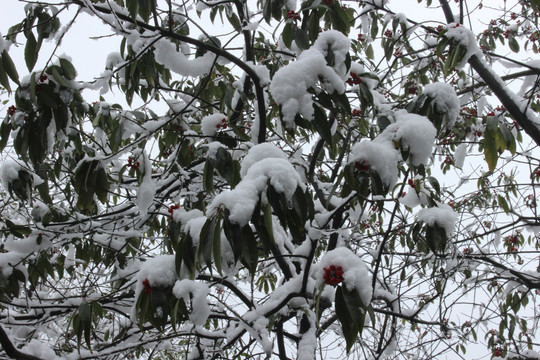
[59,58,77,80]
[282,23,293,49]
[25,31,38,71]
[497,195,510,213]
[203,160,214,193]
[294,27,310,50]
[484,116,499,171]
[427,176,440,194]
[76,300,93,351]
[0,59,11,92]
[312,105,333,145]
[366,43,374,60]
[0,121,11,151]
[5,219,31,238]
[1,50,19,85]
[425,224,447,254]
[213,219,222,275]
[50,65,68,87]
[509,37,520,53]
[335,286,359,353]
[198,217,216,270]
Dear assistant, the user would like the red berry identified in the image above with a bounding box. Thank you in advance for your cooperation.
[142,279,152,294]
[354,161,369,172]
[323,265,344,286]
[7,105,16,116]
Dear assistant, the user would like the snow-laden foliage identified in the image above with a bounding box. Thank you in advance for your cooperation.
[0,0,540,359]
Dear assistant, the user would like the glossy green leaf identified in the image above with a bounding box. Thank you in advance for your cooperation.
[24,31,38,71]
[282,23,293,49]
[335,286,359,353]
[59,57,77,80]
[1,50,19,85]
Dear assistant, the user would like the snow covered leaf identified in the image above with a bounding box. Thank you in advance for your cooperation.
[73,300,93,352]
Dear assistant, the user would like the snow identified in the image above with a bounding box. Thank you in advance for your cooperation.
[105,51,122,69]
[247,61,270,86]
[208,157,304,225]
[172,279,210,326]
[22,338,60,359]
[444,23,480,69]
[379,111,436,166]
[454,143,467,168]
[0,32,12,53]
[269,31,349,127]
[349,139,399,187]
[154,38,218,77]
[208,144,303,225]
[136,255,177,294]
[137,152,155,214]
[240,142,287,177]
[399,189,421,208]
[422,82,460,130]
[0,159,21,192]
[297,309,317,360]
[417,204,457,236]
[201,113,227,136]
[314,247,372,305]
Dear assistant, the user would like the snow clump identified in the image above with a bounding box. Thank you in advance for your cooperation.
[172,279,210,326]
[269,30,350,127]
[417,204,458,236]
[208,144,304,225]
[0,159,22,192]
[314,247,373,305]
[349,139,400,187]
[422,82,460,130]
[444,23,480,68]
[136,255,177,294]
[201,113,227,136]
[379,111,436,166]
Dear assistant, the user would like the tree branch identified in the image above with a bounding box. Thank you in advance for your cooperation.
[68,0,267,141]
[0,323,44,360]
[439,0,540,146]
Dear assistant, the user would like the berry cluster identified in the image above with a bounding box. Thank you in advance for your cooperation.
[142,279,152,294]
[168,204,180,217]
[462,247,473,255]
[346,72,362,86]
[287,10,300,21]
[39,73,47,83]
[128,156,140,170]
[526,194,536,209]
[216,118,228,129]
[352,109,361,117]
[503,234,519,247]
[323,265,344,286]
[472,130,483,137]
[408,179,416,188]
[384,29,393,38]
[406,84,417,95]
[493,347,503,357]
[443,156,454,165]
[357,33,366,42]
[354,161,369,172]
[461,106,477,119]
[7,105,17,116]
